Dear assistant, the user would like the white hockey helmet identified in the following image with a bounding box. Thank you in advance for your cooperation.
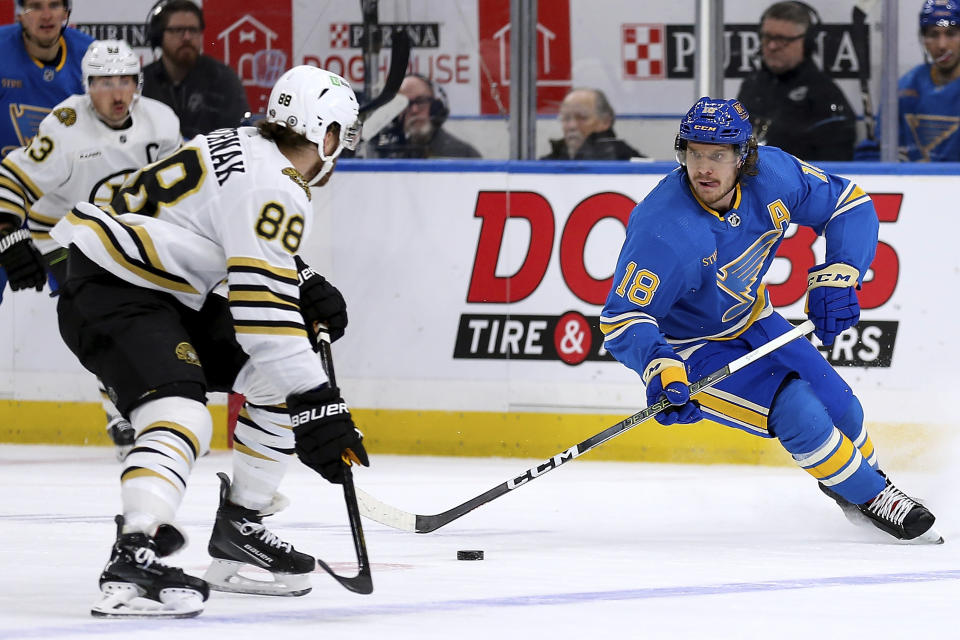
[82,40,143,96]
[266,65,361,184]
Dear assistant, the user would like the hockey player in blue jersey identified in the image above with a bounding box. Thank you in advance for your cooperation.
[856,0,960,161]
[0,0,92,300]
[601,97,942,544]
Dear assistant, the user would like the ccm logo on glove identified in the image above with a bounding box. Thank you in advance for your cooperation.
[290,402,348,427]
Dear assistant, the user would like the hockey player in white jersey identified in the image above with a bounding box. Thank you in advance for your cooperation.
[0,39,181,457]
[51,65,365,618]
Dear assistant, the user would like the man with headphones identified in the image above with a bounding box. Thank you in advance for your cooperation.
[371,74,480,158]
[737,1,856,161]
[0,0,92,304]
[141,0,248,140]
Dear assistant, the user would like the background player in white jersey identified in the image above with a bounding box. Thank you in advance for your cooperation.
[0,39,181,457]
[51,66,365,618]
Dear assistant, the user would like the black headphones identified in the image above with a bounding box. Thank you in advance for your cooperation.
[408,73,450,127]
[146,0,205,49]
[761,1,822,59]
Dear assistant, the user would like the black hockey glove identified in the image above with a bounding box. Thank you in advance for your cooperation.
[294,255,347,345]
[289,385,369,484]
[0,228,45,292]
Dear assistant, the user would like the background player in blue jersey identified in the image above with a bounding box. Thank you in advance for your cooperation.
[856,0,960,161]
[602,97,941,544]
[0,0,92,301]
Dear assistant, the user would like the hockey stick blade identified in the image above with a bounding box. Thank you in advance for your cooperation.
[360,94,409,141]
[312,334,374,594]
[356,320,815,533]
[358,30,411,116]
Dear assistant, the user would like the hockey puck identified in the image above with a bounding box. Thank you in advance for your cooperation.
[457,550,484,561]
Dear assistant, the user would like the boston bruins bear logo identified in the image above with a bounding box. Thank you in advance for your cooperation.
[52,107,77,127]
[175,341,200,366]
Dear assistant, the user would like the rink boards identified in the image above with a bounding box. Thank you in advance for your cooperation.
[1,161,957,469]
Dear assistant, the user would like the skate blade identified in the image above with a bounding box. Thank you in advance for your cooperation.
[91,583,204,618]
[204,559,312,597]
[909,526,944,545]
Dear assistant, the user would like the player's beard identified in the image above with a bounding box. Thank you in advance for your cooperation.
[689,171,738,210]
[933,49,960,76]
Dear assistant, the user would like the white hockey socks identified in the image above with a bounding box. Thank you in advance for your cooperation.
[121,396,212,533]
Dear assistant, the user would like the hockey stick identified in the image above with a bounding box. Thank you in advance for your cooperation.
[358,29,410,117]
[356,319,816,533]
[852,0,878,140]
[313,330,374,595]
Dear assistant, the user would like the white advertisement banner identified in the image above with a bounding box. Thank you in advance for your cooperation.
[1,165,954,428]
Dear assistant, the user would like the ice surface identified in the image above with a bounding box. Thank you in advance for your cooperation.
[1,444,957,639]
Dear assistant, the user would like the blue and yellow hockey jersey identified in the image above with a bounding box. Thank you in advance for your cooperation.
[600,145,878,380]
[0,23,92,157]
[897,62,960,162]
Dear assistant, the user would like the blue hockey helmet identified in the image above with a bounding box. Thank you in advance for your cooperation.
[920,0,960,32]
[675,97,753,165]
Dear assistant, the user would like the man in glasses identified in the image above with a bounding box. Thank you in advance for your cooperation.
[541,88,644,160]
[371,74,480,158]
[141,0,248,140]
[737,1,856,161]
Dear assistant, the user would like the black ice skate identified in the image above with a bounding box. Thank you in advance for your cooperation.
[106,416,135,461]
[819,473,943,544]
[204,472,315,596]
[91,515,208,618]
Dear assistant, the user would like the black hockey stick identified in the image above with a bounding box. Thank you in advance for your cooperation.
[313,331,373,595]
[356,320,816,533]
[358,29,410,116]
[852,0,876,141]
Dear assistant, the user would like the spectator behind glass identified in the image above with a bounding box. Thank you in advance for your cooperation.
[855,0,960,161]
[370,74,481,158]
[142,0,249,140]
[541,88,644,160]
[737,1,856,161]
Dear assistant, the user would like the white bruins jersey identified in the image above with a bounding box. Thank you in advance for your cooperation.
[0,94,181,254]
[51,127,327,395]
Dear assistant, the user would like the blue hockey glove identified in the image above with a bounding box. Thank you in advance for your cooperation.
[806,262,861,346]
[644,360,702,426]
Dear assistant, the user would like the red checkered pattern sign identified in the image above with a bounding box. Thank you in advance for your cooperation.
[330,23,350,48]
[622,24,665,79]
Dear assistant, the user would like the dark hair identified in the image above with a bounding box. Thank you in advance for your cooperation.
[760,1,812,29]
[740,137,760,179]
[255,120,341,152]
[147,0,205,48]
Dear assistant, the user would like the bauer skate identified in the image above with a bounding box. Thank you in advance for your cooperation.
[204,472,315,596]
[819,473,943,544]
[91,515,208,618]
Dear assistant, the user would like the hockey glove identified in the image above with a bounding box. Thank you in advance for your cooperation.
[806,262,860,346]
[644,359,702,426]
[289,385,369,484]
[294,255,347,344]
[0,228,45,292]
